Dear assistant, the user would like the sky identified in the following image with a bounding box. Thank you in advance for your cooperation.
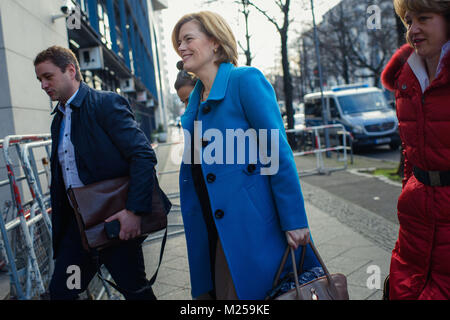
[159,0,342,94]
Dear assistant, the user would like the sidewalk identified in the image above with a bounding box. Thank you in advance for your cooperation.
[0,270,9,300]
[0,129,400,300]
[144,128,400,300]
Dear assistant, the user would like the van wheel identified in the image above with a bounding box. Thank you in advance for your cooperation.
[389,142,400,150]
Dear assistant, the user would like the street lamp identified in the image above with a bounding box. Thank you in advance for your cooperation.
[310,0,331,158]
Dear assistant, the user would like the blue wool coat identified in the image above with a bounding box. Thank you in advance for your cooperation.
[179,62,320,299]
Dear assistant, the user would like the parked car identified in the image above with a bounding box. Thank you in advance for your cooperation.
[303,84,400,150]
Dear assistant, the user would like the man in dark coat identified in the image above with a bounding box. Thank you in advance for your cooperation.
[34,46,158,300]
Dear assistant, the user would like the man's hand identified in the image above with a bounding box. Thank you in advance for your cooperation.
[105,209,141,241]
[285,228,310,250]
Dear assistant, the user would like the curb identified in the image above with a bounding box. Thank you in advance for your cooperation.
[348,168,402,188]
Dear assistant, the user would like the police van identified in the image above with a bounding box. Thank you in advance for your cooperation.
[303,84,400,150]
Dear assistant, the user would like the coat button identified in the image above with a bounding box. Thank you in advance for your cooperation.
[215,209,224,219]
[206,173,216,183]
[401,84,407,90]
[202,105,211,114]
[247,164,256,173]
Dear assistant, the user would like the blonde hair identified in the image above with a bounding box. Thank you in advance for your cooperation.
[394,0,450,45]
[171,11,238,66]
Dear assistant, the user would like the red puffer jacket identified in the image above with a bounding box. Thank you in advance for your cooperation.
[381,44,450,300]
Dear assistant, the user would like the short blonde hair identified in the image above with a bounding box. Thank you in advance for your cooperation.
[394,0,450,44]
[172,11,238,66]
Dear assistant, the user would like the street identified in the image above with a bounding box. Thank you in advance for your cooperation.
[141,127,401,300]
[355,145,401,162]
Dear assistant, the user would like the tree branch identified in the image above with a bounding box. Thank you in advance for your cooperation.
[247,1,281,31]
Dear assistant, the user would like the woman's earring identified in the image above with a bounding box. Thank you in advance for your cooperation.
[214,48,218,53]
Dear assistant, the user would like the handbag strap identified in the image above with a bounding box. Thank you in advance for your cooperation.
[93,228,167,298]
[272,245,306,288]
[272,242,340,299]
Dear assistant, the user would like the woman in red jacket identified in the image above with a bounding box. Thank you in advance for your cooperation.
[381,0,450,299]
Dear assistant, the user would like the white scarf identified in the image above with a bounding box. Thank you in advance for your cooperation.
[407,40,450,93]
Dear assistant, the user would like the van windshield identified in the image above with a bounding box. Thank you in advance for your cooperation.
[338,92,390,115]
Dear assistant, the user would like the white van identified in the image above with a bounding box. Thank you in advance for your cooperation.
[303,84,400,150]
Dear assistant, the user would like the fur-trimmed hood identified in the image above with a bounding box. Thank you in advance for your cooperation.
[381,43,450,91]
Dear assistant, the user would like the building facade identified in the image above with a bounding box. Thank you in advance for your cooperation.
[0,0,170,270]
[0,0,169,142]
[69,0,169,140]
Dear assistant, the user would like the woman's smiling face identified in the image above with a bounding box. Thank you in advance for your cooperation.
[405,11,448,60]
[177,20,218,74]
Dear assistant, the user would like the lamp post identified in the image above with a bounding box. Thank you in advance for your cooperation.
[310,0,331,158]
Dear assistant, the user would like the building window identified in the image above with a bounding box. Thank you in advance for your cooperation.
[98,1,112,50]
[79,0,88,15]
[114,5,124,59]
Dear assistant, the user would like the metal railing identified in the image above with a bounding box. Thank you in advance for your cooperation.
[286,124,350,177]
[0,134,51,299]
[143,140,184,245]
[0,134,115,300]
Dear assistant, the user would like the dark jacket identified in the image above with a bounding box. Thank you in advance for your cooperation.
[50,82,157,257]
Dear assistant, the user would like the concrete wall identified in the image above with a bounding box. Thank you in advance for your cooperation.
[0,0,68,212]
[0,0,68,137]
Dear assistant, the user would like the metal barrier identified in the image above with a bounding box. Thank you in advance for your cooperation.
[286,124,350,177]
[0,134,51,299]
[0,135,115,300]
[143,139,184,246]
[0,129,187,299]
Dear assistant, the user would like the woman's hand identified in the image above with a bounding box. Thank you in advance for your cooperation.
[285,228,310,250]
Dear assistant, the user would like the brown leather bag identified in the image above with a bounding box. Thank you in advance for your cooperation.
[269,242,349,300]
[67,175,170,251]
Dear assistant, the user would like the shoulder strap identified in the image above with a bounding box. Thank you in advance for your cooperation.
[92,228,167,298]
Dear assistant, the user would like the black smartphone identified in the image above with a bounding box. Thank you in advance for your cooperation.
[104,220,121,240]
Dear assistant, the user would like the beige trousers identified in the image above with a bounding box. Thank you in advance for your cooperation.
[195,238,238,300]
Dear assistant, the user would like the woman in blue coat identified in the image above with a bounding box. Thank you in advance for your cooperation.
[172,11,320,300]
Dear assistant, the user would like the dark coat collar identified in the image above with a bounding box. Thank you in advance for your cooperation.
[50,82,89,115]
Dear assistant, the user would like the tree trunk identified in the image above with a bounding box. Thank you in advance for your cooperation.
[242,1,252,66]
[395,11,405,48]
[281,32,295,147]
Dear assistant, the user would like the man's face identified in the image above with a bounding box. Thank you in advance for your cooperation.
[35,60,75,102]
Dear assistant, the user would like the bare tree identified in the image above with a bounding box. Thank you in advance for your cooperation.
[344,0,398,87]
[395,9,406,48]
[247,0,296,146]
[394,9,406,177]
[238,0,253,66]
[204,0,254,66]
[297,0,398,89]
[318,2,354,85]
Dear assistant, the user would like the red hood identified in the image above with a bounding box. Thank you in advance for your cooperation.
[381,44,414,91]
[381,43,450,91]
